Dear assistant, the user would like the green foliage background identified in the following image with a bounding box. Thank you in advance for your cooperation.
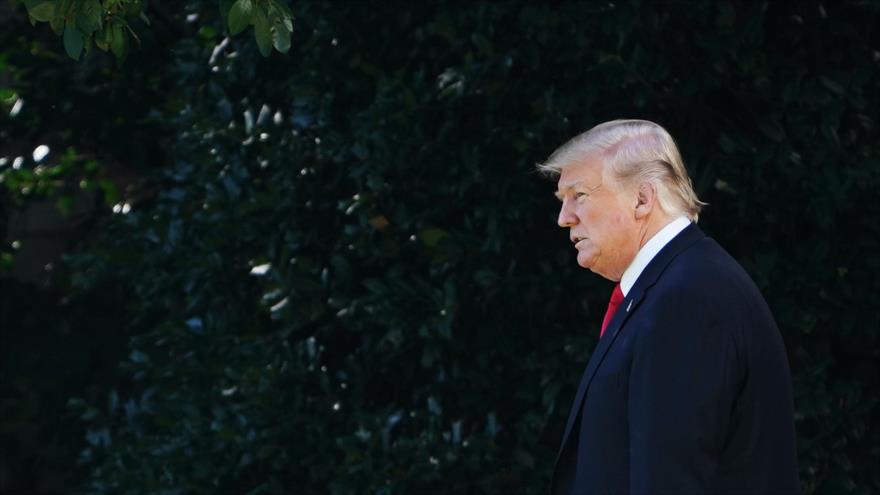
[1,1,878,493]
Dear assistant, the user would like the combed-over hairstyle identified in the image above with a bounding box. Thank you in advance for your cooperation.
[538,119,706,221]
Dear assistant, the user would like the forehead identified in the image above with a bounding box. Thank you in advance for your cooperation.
[556,156,605,192]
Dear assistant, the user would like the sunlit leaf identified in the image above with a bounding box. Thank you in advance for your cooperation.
[228,0,253,35]
[271,22,291,53]
[25,1,55,22]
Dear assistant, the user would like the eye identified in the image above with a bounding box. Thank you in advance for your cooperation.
[575,192,589,201]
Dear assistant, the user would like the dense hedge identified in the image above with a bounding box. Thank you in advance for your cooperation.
[2,1,879,493]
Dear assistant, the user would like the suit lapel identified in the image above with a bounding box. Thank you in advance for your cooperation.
[554,224,706,464]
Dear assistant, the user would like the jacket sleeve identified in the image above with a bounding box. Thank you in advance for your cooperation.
[628,287,741,494]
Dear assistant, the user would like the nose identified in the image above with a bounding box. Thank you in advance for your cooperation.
[557,198,577,228]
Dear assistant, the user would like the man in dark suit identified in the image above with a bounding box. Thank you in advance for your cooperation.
[541,120,800,494]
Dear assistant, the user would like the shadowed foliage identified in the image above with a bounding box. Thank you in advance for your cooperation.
[1,1,878,493]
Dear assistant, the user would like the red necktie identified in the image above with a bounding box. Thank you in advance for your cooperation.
[600,284,624,337]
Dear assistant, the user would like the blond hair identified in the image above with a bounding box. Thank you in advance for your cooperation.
[539,119,705,221]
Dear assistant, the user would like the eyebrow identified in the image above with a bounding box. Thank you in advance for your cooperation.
[554,180,599,200]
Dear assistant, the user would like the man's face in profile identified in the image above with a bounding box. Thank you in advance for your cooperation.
[555,157,638,282]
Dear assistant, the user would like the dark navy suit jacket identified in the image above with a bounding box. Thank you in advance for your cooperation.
[551,224,800,494]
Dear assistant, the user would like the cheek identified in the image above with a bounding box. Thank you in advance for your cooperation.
[580,206,616,230]
[580,205,602,224]
[609,214,633,242]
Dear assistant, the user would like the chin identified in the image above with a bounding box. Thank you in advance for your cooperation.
[576,253,595,270]
[583,262,616,281]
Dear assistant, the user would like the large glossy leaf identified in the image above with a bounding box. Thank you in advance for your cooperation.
[252,7,272,56]
[228,0,254,35]
[24,1,55,22]
[63,24,83,60]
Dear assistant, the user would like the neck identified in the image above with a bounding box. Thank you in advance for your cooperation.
[636,210,675,251]
[609,210,676,282]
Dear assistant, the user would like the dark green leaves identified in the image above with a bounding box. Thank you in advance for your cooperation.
[63,24,83,60]
[252,7,272,56]
[225,0,295,56]
[20,0,295,61]
[271,23,291,54]
[5,1,880,494]
[268,0,292,53]
[75,0,103,35]
[21,0,129,63]
[24,0,55,22]
[228,0,254,35]
[108,22,127,63]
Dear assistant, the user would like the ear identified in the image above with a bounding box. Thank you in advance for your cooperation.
[634,182,657,220]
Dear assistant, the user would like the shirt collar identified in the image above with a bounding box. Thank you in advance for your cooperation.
[619,216,692,296]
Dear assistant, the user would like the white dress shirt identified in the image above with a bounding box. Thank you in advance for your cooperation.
[619,216,692,297]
